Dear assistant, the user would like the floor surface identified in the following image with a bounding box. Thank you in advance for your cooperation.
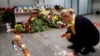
[0,14,100,56]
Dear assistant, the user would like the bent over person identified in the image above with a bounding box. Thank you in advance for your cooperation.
[60,8,100,56]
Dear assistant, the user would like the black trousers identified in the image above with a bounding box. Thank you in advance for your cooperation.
[69,33,99,55]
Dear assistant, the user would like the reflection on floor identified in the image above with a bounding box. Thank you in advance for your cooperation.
[0,14,100,56]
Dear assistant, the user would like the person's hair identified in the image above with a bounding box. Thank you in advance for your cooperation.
[60,8,74,17]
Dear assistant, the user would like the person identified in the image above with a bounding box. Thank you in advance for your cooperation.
[60,8,100,56]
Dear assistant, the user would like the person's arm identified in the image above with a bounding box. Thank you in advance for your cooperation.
[61,24,72,38]
[61,33,71,40]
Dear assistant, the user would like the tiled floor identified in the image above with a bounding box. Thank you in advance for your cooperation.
[0,14,100,56]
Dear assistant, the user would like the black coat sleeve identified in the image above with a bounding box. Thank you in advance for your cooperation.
[74,15,99,45]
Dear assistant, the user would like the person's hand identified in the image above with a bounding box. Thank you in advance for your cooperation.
[66,33,71,40]
[65,52,75,56]
[61,34,66,38]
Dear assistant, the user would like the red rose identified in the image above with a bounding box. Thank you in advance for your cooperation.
[14,30,20,34]
[25,25,31,32]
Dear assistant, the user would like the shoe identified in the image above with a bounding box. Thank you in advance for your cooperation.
[91,48,95,53]
[80,47,95,55]
[67,45,75,49]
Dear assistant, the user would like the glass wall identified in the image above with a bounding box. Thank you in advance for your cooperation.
[43,0,93,15]
[0,0,8,7]
[65,0,93,15]
[64,0,71,8]
[79,0,88,15]
[44,0,64,7]
[88,0,92,14]
[72,0,78,15]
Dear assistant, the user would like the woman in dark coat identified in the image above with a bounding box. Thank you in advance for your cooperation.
[60,8,100,56]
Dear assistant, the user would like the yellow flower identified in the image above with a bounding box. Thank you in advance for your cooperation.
[53,15,58,20]
[18,24,22,26]
[15,24,18,28]
[15,24,22,28]
[31,17,35,21]
[40,9,46,14]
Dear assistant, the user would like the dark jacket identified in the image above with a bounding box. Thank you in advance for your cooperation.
[70,15,99,46]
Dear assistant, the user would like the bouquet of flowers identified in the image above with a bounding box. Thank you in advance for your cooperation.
[15,24,24,32]
[29,17,45,33]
